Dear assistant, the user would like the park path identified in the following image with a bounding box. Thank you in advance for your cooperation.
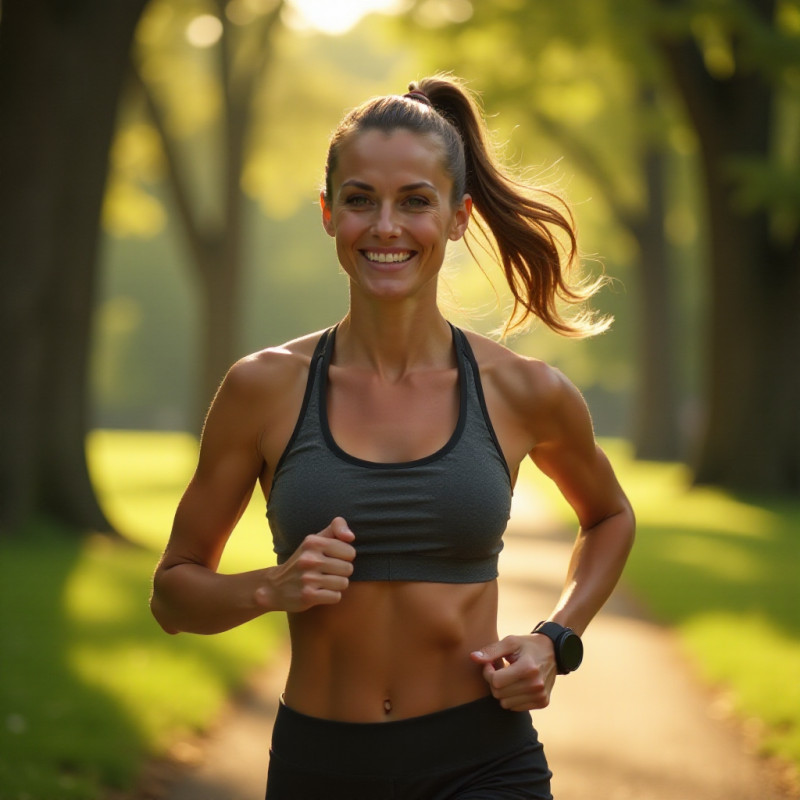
[136,483,796,800]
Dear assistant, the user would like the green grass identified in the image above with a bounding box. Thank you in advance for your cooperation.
[526,440,800,771]
[0,431,285,800]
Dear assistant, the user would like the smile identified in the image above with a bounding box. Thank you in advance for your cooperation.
[363,250,415,264]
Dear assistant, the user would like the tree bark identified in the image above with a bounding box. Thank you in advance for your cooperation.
[0,0,148,535]
[629,137,682,461]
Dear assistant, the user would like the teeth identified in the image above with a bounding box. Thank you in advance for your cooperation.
[364,251,413,263]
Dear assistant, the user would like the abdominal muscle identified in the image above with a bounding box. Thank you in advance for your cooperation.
[283,579,499,723]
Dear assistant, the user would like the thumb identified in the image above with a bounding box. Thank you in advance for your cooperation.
[323,516,355,543]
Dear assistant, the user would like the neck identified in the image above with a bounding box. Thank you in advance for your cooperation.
[336,303,454,379]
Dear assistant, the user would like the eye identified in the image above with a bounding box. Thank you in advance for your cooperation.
[404,195,431,209]
[344,194,371,207]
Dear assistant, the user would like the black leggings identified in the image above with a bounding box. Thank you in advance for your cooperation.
[266,696,553,799]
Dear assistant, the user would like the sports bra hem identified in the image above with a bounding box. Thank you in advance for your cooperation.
[277,551,500,583]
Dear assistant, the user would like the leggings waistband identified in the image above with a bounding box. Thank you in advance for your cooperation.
[270,695,536,777]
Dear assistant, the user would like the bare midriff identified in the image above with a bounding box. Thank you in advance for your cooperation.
[283,580,499,722]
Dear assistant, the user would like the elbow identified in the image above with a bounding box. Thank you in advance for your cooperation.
[620,498,636,554]
[151,600,180,635]
[150,573,181,635]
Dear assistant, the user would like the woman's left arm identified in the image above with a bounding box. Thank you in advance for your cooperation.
[529,367,635,636]
[472,362,635,710]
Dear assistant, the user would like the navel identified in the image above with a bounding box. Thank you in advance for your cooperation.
[383,697,392,715]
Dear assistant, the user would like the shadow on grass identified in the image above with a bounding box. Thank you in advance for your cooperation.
[624,512,800,636]
[0,520,281,800]
[0,521,146,798]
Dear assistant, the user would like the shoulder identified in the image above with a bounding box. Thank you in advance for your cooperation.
[204,329,329,434]
[461,329,574,408]
[219,329,328,401]
[460,328,590,447]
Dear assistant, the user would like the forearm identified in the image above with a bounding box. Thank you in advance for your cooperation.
[549,502,635,636]
[151,562,279,635]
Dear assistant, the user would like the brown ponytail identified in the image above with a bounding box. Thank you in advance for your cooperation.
[324,74,610,338]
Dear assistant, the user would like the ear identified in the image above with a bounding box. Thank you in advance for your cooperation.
[448,194,472,241]
[320,191,335,237]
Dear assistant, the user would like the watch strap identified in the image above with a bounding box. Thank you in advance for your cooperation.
[532,620,583,674]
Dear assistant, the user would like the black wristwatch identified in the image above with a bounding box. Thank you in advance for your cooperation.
[532,621,584,674]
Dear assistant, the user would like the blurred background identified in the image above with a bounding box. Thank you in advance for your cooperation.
[1,0,798,798]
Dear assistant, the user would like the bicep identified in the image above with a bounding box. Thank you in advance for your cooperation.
[160,368,266,572]
[528,375,627,530]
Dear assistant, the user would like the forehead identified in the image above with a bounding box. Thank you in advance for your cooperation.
[332,128,450,190]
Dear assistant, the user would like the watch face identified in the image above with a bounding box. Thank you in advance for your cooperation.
[560,632,584,671]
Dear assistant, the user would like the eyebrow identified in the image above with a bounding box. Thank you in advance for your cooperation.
[339,180,437,193]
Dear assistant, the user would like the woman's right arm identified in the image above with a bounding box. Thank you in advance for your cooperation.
[150,353,355,635]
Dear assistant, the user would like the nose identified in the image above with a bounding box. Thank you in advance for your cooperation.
[373,202,400,238]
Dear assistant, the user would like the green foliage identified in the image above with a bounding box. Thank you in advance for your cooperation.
[534,440,800,769]
[0,431,284,799]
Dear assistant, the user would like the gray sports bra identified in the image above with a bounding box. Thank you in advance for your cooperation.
[266,324,512,583]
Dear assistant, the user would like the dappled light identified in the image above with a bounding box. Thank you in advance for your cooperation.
[185,13,223,47]
[285,0,406,35]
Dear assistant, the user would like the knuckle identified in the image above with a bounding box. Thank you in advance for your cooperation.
[297,551,320,570]
[524,661,542,679]
[320,590,341,605]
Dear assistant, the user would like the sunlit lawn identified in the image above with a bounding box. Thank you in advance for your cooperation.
[0,431,285,800]
[528,439,800,772]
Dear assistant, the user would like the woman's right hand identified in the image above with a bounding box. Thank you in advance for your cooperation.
[257,517,356,613]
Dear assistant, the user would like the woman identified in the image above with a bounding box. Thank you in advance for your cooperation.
[151,74,635,799]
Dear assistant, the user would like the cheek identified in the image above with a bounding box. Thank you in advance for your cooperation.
[332,211,365,238]
[416,216,451,246]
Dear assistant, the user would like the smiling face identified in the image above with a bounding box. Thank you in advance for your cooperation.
[321,128,472,306]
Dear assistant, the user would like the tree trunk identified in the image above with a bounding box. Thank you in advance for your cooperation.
[629,91,681,461]
[195,232,244,424]
[0,0,148,535]
[659,1,800,493]
[696,170,800,492]
[0,0,57,534]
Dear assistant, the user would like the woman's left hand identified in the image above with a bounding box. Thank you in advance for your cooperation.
[470,634,557,711]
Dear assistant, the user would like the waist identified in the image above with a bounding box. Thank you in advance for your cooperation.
[271,695,534,777]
